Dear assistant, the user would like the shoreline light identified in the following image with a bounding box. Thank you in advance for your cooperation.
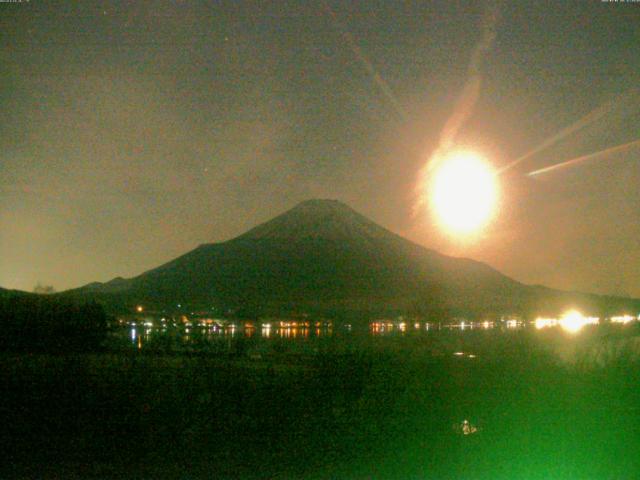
[611,315,635,324]
[559,310,599,333]
[534,317,558,330]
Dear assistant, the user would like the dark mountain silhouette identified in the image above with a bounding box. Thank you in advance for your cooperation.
[61,199,640,319]
[0,287,36,298]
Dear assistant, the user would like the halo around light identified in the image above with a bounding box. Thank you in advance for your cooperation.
[429,150,499,235]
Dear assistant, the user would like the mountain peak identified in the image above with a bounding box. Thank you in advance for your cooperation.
[293,198,350,210]
[235,199,396,242]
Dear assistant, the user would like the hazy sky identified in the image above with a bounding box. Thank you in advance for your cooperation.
[1,1,639,297]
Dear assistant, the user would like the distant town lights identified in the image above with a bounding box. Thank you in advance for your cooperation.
[611,314,635,324]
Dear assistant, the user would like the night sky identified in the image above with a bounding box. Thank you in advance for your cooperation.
[1,1,639,297]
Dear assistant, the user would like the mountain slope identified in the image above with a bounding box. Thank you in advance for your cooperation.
[63,200,640,318]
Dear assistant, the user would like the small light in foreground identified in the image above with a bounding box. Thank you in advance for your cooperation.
[454,419,478,436]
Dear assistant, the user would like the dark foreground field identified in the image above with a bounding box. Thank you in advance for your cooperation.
[2,327,640,479]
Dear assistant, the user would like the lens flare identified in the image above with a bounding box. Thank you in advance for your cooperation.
[429,151,499,235]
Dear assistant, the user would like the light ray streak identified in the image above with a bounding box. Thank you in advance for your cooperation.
[323,2,407,122]
[527,139,640,176]
[500,88,639,174]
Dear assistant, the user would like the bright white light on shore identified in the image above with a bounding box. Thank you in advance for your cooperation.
[430,151,499,235]
[559,310,599,333]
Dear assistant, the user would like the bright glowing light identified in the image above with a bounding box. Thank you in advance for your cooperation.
[430,151,499,235]
[559,310,599,333]
[136,305,143,313]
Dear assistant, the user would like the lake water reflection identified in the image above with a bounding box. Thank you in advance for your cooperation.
[111,315,639,355]
[111,317,551,353]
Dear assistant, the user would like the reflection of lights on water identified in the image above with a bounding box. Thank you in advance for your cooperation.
[454,352,465,356]
[130,328,136,341]
[611,315,635,324]
[505,319,518,329]
[280,327,309,338]
[261,325,272,338]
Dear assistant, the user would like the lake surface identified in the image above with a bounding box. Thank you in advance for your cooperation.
[112,319,525,351]
[110,317,640,361]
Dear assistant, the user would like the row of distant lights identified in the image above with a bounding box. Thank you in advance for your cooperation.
[535,311,638,333]
[134,306,637,335]
[452,312,638,334]
[371,312,639,335]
